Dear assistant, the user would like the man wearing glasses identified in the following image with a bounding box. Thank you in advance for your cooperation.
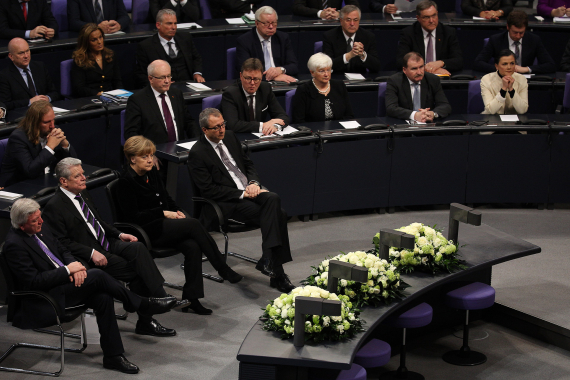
[188,108,295,294]
[221,58,289,135]
[125,59,197,145]
[396,0,463,75]
[236,6,298,83]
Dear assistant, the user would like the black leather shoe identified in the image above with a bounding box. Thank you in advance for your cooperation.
[135,318,176,337]
[218,266,244,283]
[144,296,177,315]
[270,274,295,293]
[181,299,213,315]
[255,257,276,278]
[103,355,139,374]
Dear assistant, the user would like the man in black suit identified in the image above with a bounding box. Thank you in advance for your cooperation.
[0,0,57,40]
[42,158,186,338]
[0,38,61,110]
[208,0,262,19]
[386,51,451,122]
[236,6,298,83]
[396,1,463,75]
[0,101,76,187]
[150,0,200,23]
[323,5,381,74]
[136,8,204,88]
[473,10,556,74]
[188,108,294,293]
[293,0,360,19]
[370,0,399,14]
[4,198,178,373]
[125,59,197,145]
[221,58,288,135]
[67,0,129,33]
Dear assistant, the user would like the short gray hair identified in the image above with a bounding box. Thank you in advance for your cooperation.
[340,5,361,19]
[307,52,333,72]
[10,198,40,229]
[147,59,170,76]
[416,0,437,15]
[157,8,176,23]
[199,108,222,129]
[55,157,82,182]
[255,6,277,21]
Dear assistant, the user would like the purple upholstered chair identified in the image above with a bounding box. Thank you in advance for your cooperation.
[314,41,323,54]
[132,0,150,25]
[315,363,367,380]
[456,0,462,14]
[562,73,570,113]
[354,339,391,371]
[442,282,495,366]
[227,47,237,80]
[120,110,126,146]
[60,59,73,98]
[467,80,484,114]
[0,138,9,168]
[51,0,68,33]
[285,89,296,119]
[123,0,133,12]
[202,94,222,110]
[199,0,212,19]
[377,82,387,117]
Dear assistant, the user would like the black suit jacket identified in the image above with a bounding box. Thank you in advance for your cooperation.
[473,31,556,74]
[67,0,130,32]
[461,0,513,16]
[369,0,394,12]
[292,0,360,17]
[236,28,299,76]
[0,61,62,110]
[136,33,203,88]
[0,128,77,187]
[70,55,123,97]
[0,0,58,40]
[150,0,200,22]
[124,85,197,144]
[291,79,354,123]
[208,0,262,19]
[323,26,381,73]
[561,38,570,72]
[385,71,452,120]
[221,81,289,133]
[397,22,463,72]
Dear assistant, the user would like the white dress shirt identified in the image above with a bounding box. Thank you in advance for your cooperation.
[151,86,179,140]
[205,137,246,198]
[343,30,367,65]
[507,35,531,73]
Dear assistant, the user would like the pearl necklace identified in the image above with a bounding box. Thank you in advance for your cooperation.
[312,79,330,94]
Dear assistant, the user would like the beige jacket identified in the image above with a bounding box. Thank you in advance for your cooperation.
[480,72,528,115]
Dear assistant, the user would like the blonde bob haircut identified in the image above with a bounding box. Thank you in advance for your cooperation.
[123,136,156,163]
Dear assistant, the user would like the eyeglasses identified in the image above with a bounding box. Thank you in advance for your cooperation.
[316,68,332,75]
[257,21,278,27]
[420,13,438,21]
[150,75,172,81]
[242,76,262,83]
[205,121,226,131]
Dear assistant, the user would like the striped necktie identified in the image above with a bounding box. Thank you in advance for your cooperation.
[75,194,110,251]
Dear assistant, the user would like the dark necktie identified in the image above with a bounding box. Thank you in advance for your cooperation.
[75,194,110,251]
[21,2,27,22]
[346,37,353,71]
[322,0,328,8]
[159,93,177,142]
[34,235,64,267]
[513,41,521,66]
[24,68,36,96]
[167,42,176,58]
[248,95,255,121]
[426,32,434,64]
[216,143,248,188]
[94,0,104,24]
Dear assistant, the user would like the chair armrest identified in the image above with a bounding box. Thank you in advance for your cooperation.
[113,222,153,250]
[556,104,562,114]
[11,290,62,319]
[192,196,227,231]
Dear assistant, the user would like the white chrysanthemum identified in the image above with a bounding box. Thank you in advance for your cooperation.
[340,279,348,287]
[322,316,330,326]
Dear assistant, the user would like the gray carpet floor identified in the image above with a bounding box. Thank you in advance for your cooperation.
[1,205,569,379]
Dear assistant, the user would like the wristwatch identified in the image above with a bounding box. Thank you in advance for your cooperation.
[433,112,439,118]
[249,180,260,187]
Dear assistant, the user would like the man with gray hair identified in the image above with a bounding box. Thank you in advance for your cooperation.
[4,197,178,373]
[42,158,188,338]
[135,8,204,87]
[236,6,298,83]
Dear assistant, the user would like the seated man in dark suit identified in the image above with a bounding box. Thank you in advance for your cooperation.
[386,51,451,122]
[0,101,76,187]
[396,1,463,75]
[236,6,298,83]
[293,0,360,19]
[188,108,294,293]
[150,0,200,23]
[0,38,61,110]
[136,8,204,88]
[208,0,262,19]
[221,58,288,135]
[67,0,129,33]
[323,5,381,74]
[5,198,178,373]
[0,0,57,40]
[370,0,399,14]
[42,157,187,337]
[561,38,570,72]
[473,10,556,74]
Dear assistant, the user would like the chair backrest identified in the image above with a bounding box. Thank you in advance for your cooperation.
[123,0,133,12]
[132,0,150,24]
[202,94,222,110]
[120,109,126,145]
[467,80,484,114]
[285,89,296,119]
[0,245,17,322]
[105,178,122,222]
[563,73,570,110]
[377,82,387,117]
[60,59,73,98]
[227,47,237,80]
[0,138,9,169]
[199,0,212,19]
[455,0,462,14]
[51,0,68,32]
[314,41,323,54]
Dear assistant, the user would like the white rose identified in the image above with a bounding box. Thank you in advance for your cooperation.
[321,272,328,279]
[340,279,348,287]
[417,237,428,247]
[332,316,342,322]
[364,258,374,268]
[322,316,330,326]
[322,259,330,267]
[281,309,288,319]
[433,237,442,248]
[310,292,321,298]
[285,320,291,325]
[319,289,330,298]
[367,280,374,286]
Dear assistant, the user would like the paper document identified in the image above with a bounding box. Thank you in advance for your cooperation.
[391,14,402,20]
[104,89,131,96]
[554,16,570,22]
[177,23,202,29]
[177,141,197,150]
[394,0,422,12]
[105,31,125,35]
[52,107,70,114]
[522,74,534,79]
[226,18,246,24]
[339,121,361,129]
[406,119,426,125]
[244,12,255,21]
[0,191,23,200]
[472,16,486,20]
[345,73,366,80]
[251,133,274,138]
[500,115,519,122]
[275,126,298,136]
[187,83,212,91]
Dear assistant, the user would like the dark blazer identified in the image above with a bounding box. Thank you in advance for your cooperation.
[385,71,452,120]
[150,0,200,22]
[67,0,130,32]
[370,0,394,12]
[124,85,197,144]
[70,54,123,97]
[42,188,123,264]
[221,81,289,133]
[461,0,513,16]
[560,38,570,72]
[292,0,360,17]
[291,79,354,123]
[0,0,58,40]
[0,128,77,187]
[397,22,463,72]
[473,31,556,74]
[136,33,203,88]
[236,28,299,76]
[0,61,62,110]
[323,26,381,73]
[208,0,262,19]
